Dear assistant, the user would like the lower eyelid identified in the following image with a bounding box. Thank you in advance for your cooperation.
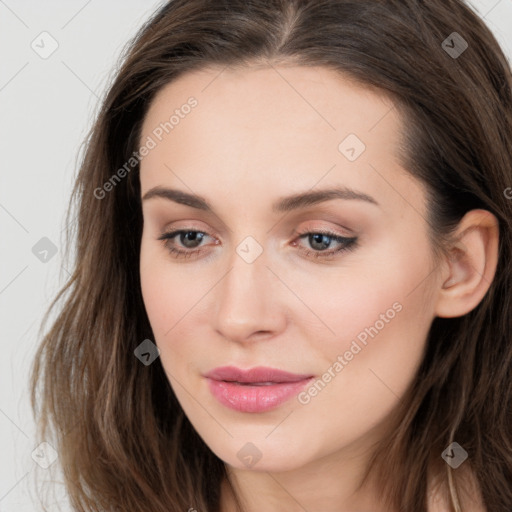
[159,230,211,247]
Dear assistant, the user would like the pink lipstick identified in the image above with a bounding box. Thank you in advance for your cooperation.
[204,366,314,413]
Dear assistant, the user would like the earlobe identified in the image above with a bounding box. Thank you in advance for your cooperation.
[435,209,499,319]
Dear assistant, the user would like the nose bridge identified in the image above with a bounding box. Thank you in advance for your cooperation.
[220,238,268,313]
[213,236,281,341]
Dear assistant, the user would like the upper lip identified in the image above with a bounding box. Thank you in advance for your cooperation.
[204,366,313,384]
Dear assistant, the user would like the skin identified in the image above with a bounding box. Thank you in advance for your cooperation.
[138,64,498,511]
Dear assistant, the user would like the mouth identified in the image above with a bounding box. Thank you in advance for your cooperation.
[204,366,314,413]
[227,381,281,386]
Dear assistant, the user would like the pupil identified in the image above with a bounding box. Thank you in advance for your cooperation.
[182,231,203,248]
[310,234,330,251]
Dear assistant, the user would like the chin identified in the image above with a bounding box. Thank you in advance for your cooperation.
[208,437,313,474]
[226,456,303,473]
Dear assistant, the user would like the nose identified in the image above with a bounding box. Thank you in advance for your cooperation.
[213,245,286,344]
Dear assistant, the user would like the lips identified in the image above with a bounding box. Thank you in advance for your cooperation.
[204,366,314,413]
[205,366,312,384]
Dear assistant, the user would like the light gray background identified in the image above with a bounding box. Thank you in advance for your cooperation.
[1,1,511,510]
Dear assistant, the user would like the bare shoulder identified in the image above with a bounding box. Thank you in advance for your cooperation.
[427,464,486,512]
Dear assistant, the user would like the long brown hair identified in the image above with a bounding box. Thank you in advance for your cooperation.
[30,1,512,510]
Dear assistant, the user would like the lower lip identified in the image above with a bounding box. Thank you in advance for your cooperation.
[206,377,313,413]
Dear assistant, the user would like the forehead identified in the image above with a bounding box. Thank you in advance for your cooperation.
[142,63,399,141]
[139,64,422,219]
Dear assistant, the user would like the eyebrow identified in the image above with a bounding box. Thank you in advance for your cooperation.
[142,185,379,213]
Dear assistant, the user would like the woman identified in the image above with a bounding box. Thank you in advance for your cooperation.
[30,0,512,511]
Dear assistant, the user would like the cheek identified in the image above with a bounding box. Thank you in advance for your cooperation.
[289,231,435,393]
[300,235,435,407]
[139,242,214,376]
[290,234,432,343]
[140,246,173,336]
[140,237,200,335]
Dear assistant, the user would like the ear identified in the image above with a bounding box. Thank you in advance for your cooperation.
[435,209,499,318]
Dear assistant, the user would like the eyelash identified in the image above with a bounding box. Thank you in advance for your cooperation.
[157,228,358,261]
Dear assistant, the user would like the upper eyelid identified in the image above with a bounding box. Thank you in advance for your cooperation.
[160,218,355,237]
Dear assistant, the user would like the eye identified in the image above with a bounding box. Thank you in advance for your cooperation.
[157,229,213,259]
[157,228,358,260]
[293,230,358,260]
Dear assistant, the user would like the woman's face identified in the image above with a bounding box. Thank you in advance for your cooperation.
[139,64,444,472]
